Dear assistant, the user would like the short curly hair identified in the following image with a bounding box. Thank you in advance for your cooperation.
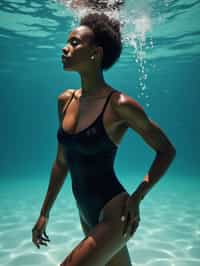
[80,13,122,70]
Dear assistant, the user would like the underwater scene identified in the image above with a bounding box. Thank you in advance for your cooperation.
[0,0,200,265]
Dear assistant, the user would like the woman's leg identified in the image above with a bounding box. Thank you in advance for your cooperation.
[60,192,136,266]
[79,215,131,266]
[79,213,92,237]
[105,246,131,266]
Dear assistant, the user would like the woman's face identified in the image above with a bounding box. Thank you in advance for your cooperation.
[62,25,100,72]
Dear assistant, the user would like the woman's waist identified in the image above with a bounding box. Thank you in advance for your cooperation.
[71,176,126,201]
[69,165,117,179]
[73,186,125,210]
[73,184,126,227]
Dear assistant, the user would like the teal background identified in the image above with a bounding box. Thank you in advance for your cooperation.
[0,1,199,265]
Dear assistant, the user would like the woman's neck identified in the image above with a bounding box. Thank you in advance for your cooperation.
[79,69,108,97]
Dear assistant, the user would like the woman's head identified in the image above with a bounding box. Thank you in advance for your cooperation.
[62,13,122,72]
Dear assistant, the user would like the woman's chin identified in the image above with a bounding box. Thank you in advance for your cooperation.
[63,64,73,71]
[63,64,71,71]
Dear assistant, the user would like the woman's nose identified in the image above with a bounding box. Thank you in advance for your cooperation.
[62,46,69,55]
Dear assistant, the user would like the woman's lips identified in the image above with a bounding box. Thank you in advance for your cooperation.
[61,55,71,63]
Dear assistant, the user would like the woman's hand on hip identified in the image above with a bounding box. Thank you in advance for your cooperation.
[32,215,50,249]
[120,195,140,238]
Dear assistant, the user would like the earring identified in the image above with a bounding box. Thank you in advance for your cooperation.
[91,55,95,60]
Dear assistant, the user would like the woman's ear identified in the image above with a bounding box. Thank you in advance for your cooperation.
[94,46,103,59]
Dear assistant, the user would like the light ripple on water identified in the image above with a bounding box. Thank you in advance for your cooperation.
[6,253,54,266]
[0,176,200,265]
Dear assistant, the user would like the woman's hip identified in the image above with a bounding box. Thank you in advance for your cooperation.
[76,190,129,229]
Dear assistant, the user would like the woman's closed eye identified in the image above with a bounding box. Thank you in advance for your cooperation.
[68,38,80,46]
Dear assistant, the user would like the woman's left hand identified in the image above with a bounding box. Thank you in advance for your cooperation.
[120,195,141,238]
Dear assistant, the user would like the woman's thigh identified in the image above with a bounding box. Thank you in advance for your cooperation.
[79,213,132,266]
[105,246,131,266]
[60,192,134,266]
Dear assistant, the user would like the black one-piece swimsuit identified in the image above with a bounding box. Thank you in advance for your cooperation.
[57,90,126,228]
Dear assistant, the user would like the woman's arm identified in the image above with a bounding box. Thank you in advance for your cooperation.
[39,157,68,218]
[112,93,176,202]
[39,92,72,218]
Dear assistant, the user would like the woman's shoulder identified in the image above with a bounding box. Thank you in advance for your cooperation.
[58,88,75,102]
[111,90,140,107]
[57,89,76,117]
[111,89,144,116]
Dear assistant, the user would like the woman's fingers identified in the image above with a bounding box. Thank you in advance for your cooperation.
[41,235,50,242]
[33,236,49,248]
[32,230,39,247]
[130,220,139,235]
[32,230,50,249]
[43,230,50,241]
[39,240,48,246]
[122,212,131,237]
[32,216,50,249]
[121,213,140,237]
[130,216,140,236]
[32,236,41,249]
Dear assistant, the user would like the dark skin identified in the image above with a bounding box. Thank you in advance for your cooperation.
[61,25,107,97]
[32,25,176,250]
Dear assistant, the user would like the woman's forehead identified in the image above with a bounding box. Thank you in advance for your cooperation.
[69,25,94,41]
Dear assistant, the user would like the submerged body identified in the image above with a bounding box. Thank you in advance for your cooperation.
[57,90,126,227]
[32,13,176,266]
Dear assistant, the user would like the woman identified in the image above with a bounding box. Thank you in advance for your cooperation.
[32,13,176,266]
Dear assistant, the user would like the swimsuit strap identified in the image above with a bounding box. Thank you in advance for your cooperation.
[101,90,117,116]
[63,89,116,116]
[63,90,76,114]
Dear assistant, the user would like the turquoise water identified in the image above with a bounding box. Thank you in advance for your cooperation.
[0,0,200,265]
[1,176,200,265]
